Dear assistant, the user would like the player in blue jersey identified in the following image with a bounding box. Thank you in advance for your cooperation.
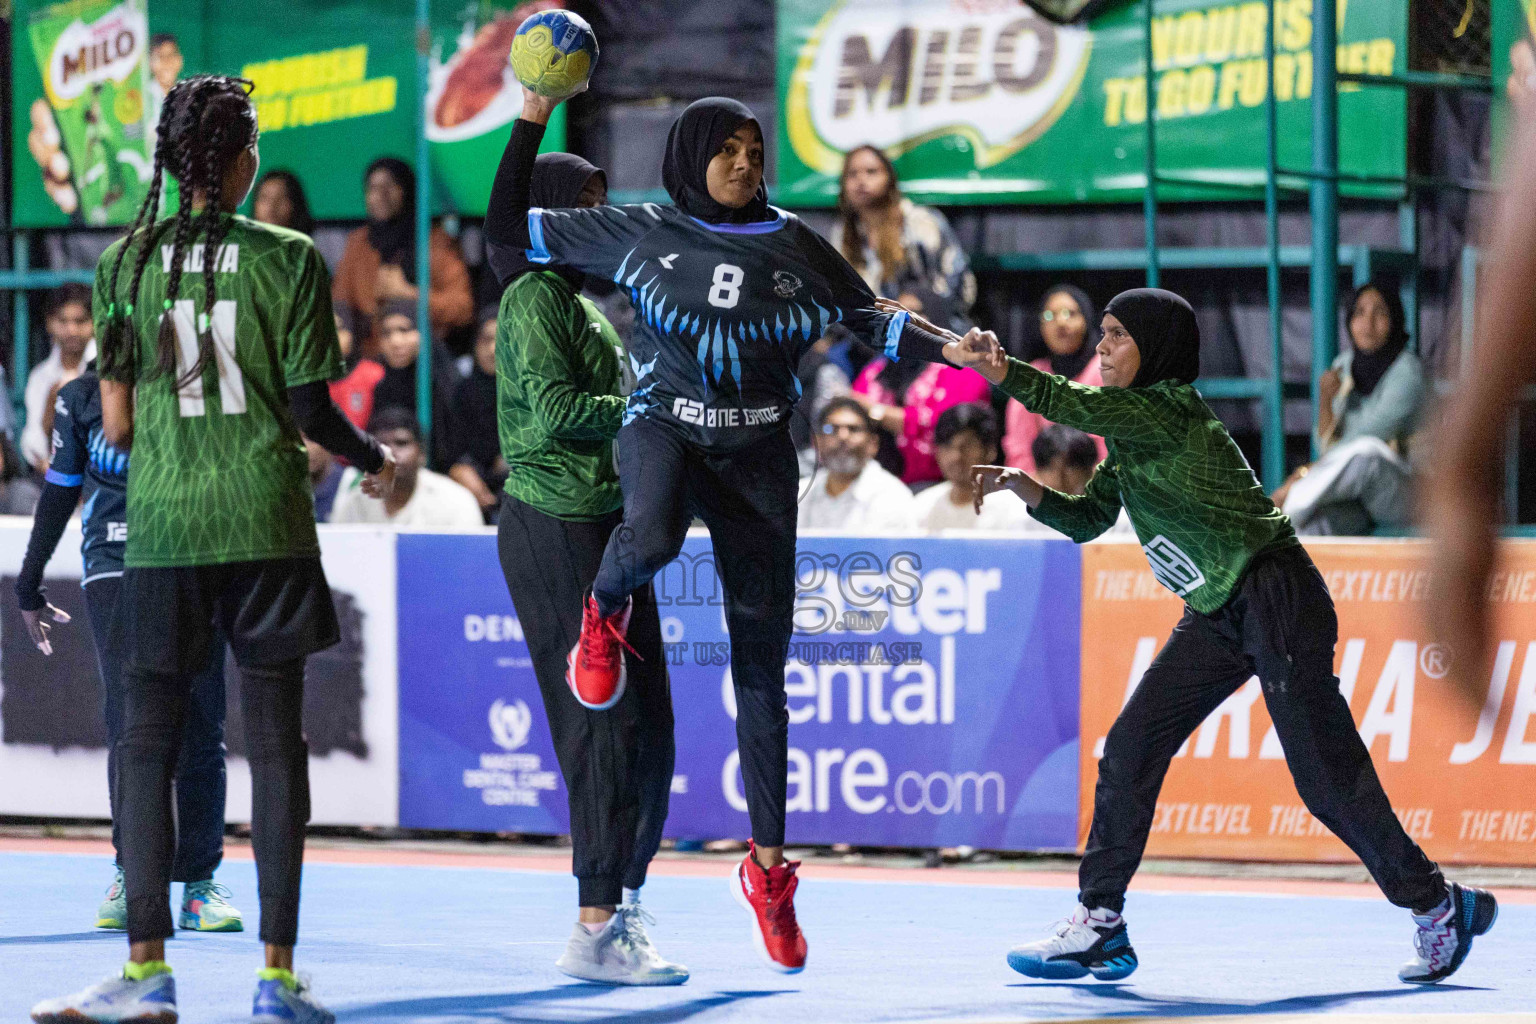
[485,89,973,974]
[16,371,244,937]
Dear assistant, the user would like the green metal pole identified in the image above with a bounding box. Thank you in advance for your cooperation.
[1262,0,1284,490]
[1143,0,1159,287]
[414,0,433,447]
[11,235,30,429]
[1309,0,1339,458]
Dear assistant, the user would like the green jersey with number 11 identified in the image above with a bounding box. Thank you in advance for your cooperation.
[1002,358,1298,614]
[95,214,344,568]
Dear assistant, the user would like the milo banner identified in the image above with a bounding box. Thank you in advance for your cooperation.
[777,0,1408,206]
[25,0,155,226]
[11,0,566,227]
[396,533,1083,851]
[1080,539,1536,867]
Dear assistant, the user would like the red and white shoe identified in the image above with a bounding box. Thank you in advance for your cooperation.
[730,841,807,973]
[565,592,637,710]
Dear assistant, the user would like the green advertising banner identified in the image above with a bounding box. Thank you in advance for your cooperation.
[776,0,1408,206]
[1494,0,1536,153]
[11,0,566,227]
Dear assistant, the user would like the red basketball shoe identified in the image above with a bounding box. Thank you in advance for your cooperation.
[731,841,807,973]
[565,592,636,710]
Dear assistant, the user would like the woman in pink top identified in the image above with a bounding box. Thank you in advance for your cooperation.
[1002,284,1109,472]
[852,351,993,486]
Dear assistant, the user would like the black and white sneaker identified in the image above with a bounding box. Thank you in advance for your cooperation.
[1399,883,1498,984]
[1007,903,1138,981]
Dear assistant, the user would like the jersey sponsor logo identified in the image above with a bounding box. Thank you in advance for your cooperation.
[1143,535,1206,597]
[670,396,783,429]
[106,522,127,543]
[658,253,679,269]
[773,270,804,298]
[160,242,239,274]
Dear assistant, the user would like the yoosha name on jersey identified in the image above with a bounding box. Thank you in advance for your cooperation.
[161,243,239,274]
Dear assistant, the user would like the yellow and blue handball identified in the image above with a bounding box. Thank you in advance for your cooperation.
[510,9,599,100]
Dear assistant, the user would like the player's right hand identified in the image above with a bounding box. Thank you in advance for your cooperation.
[944,328,1007,382]
[362,444,397,500]
[519,87,562,126]
[21,602,71,656]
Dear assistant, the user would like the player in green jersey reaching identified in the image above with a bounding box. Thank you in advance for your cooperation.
[32,76,396,1024]
[905,288,1496,986]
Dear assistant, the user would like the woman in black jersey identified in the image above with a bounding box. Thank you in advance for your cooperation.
[484,89,972,974]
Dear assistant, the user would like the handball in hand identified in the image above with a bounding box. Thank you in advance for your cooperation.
[509,10,598,100]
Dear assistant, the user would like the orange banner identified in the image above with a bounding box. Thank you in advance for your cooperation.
[1079,539,1536,866]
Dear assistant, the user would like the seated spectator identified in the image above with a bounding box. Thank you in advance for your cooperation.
[1003,285,1108,472]
[306,435,345,522]
[329,408,482,527]
[447,307,507,521]
[913,403,1031,532]
[23,284,95,470]
[370,300,459,469]
[329,306,385,431]
[852,287,991,486]
[1274,281,1426,535]
[0,433,41,515]
[1032,424,1102,497]
[332,157,473,356]
[798,398,917,532]
[250,169,314,236]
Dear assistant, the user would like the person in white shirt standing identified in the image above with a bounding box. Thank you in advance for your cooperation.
[798,397,917,533]
[913,403,1032,533]
[23,283,96,470]
[329,408,482,528]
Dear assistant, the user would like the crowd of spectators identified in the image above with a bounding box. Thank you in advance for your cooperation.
[4,150,1426,538]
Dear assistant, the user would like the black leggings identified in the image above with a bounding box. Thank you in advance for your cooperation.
[1080,544,1447,915]
[119,659,309,945]
[592,417,799,848]
[498,498,675,906]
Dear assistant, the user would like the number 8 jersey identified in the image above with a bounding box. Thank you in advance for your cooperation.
[523,202,906,452]
[95,215,344,568]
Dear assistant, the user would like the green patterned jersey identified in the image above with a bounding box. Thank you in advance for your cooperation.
[496,271,626,521]
[1002,358,1298,614]
[95,214,344,567]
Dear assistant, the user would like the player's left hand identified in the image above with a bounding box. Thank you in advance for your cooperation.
[943,328,1007,383]
[21,602,71,656]
[362,444,397,500]
[972,464,1037,513]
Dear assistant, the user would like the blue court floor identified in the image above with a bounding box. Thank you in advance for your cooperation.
[2,849,1533,1023]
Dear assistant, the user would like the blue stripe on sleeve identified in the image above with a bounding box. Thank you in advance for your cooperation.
[45,468,83,487]
[883,310,910,361]
[526,208,552,264]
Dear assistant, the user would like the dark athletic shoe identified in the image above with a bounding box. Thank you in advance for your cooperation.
[1399,883,1498,984]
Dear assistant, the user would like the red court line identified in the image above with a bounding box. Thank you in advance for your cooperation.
[4,836,1532,904]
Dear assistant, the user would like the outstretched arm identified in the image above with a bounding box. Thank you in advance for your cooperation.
[483,91,559,257]
[1425,113,1536,704]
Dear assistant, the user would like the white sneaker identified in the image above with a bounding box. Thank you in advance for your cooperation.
[555,900,690,986]
[1399,883,1498,985]
[32,970,177,1023]
[1006,903,1138,981]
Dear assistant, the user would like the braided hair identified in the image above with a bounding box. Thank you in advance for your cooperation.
[99,75,258,389]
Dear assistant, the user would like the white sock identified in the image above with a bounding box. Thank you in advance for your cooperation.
[1085,905,1122,925]
[580,920,607,935]
[622,887,641,906]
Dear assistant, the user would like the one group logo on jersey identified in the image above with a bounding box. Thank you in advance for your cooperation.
[784,0,1092,173]
[1142,535,1205,597]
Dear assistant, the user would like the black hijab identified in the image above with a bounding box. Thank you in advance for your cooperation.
[1102,288,1201,389]
[1345,283,1408,398]
[500,152,606,289]
[662,97,771,225]
[1026,284,1101,382]
[365,157,417,282]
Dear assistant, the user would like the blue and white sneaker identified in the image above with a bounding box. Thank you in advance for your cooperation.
[179,879,244,932]
[31,967,177,1023]
[1399,883,1498,984]
[252,969,334,1024]
[1007,903,1138,981]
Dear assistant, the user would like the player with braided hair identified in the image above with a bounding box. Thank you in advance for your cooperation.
[32,75,397,1024]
